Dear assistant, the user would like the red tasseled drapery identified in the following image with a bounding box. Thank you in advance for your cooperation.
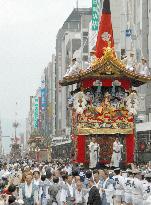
[76,135,86,163]
[126,132,135,163]
[82,79,131,90]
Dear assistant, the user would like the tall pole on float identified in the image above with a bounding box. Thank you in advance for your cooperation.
[12,102,19,143]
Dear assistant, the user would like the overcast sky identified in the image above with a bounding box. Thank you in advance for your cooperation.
[0,0,91,138]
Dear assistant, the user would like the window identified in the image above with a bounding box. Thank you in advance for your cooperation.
[82,55,88,61]
[83,31,88,37]
[83,36,88,53]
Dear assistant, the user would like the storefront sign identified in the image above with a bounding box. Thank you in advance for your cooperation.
[41,88,47,111]
[92,0,101,31]
[34,97,39,128]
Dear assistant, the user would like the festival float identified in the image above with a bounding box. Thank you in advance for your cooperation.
[10,121,22,161]
[60,0,151,165]
[28,131,49,161]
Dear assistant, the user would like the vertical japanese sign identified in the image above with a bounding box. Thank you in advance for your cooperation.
[41,73,47,111]
[41,88,47,111]
[92,0,101,31]
[38,97,42,129]
[34,97,39,128]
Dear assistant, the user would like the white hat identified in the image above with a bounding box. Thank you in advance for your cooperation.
[114,168,120,172]
[145,173,151,178]
[33,168,40,174]
[130,51,135,55]
[141,56,146,60]
[126,169,132,173]
[132,169,141,174]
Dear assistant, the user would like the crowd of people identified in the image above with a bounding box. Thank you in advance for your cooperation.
[0,159,151,205]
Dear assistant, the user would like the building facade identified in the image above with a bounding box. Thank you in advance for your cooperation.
[122,0,151,162]
[130,0,151,122]
[55,8,92,138]
[149,1,151,68]
[51,54,56,137]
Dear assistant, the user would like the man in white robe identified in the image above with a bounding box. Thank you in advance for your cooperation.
[124,169,134,205]
[111,138,123,168]
[136,57,150,76]
[124,52,137,72]
[0,163,10,179]
[64,58,80,77]
[89,50,96,63]
[75,180,88,205]
[143,173,151,205]
[88,137,100,169]
[100,169,115,205]
[113,168,125,205]
[131,170,144,205]
[60,175,75,205]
